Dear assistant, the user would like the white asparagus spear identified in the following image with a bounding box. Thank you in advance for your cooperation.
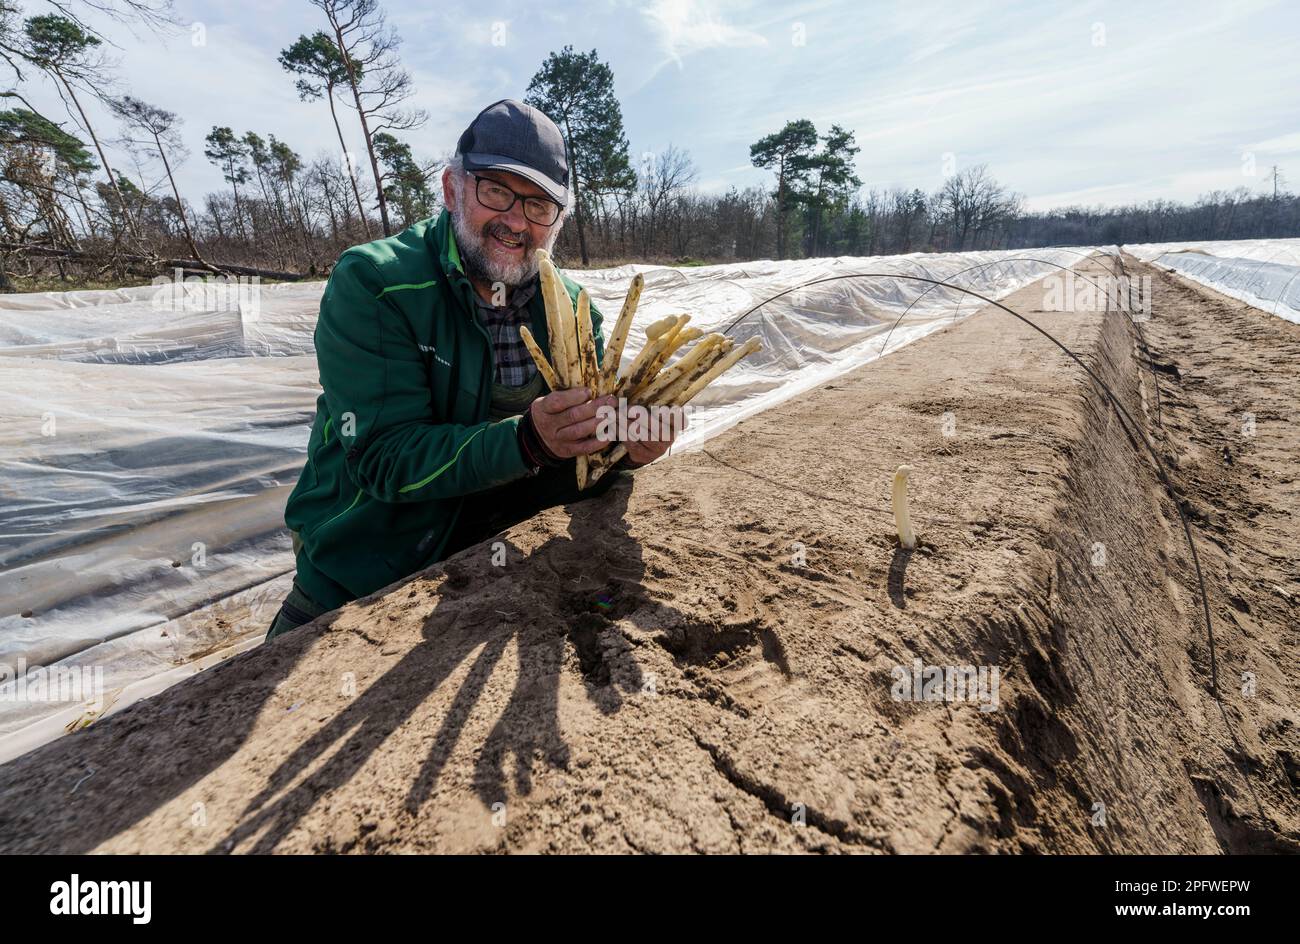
[645,315,679,340]
[892,465,917,549]
[631,326,702,399]
[671,336,761,406]
[519,325,563,392]
[637,333,724,404]
[615,315,687,397]
[559,279,583,396]
[601,342,723,469]
[618,314,682,394]
[588,338,762,485]
[537,254,570,387]
[560,283,589,490]
[576,289,600,395]
[572,288,601,491]
[655,338,732,404]
[600,273,643,394]
[537,251,596,485]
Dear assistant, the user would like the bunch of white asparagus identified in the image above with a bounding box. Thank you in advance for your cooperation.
[519,248,762,489]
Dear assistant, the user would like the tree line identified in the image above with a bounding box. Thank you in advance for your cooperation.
[552,107,1299,264]
[0,0,435,286]
[1,1,1296,290]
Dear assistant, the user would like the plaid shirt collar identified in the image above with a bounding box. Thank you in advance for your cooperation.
[472,277,541,386]
[471,278,538,321]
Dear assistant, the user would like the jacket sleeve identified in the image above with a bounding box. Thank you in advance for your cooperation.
[314,252,530,503]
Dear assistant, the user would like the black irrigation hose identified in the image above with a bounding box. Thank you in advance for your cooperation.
[723,249,1162,426]
[872,249,1165,428]
[718,269,1221,705]
[935,247,1121,328]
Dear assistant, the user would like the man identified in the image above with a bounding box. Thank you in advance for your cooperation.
[266,99,676,640]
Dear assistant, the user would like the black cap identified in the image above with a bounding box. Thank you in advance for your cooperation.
[456,99,569,205]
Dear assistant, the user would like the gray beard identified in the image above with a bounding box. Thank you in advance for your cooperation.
[451,199,554,288]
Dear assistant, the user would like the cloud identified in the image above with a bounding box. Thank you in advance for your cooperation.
[641,0,768,68]
[17,2,489,201]
[12,0,1300,219]
[1243,132,1300,155]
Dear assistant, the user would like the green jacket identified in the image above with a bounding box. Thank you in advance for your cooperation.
[284,209,605,609]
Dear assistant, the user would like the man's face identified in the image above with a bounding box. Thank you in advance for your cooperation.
[445,167,562,288]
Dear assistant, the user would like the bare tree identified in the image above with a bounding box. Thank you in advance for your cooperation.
[637,144,695,255]
[107,94,212,268]
[242,131,289,264]
[309,0,426,237]
[280,30,372,236]
[936,164,1012,250]
[45,1,175,33]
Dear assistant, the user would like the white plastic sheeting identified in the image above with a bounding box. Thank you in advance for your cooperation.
[1126,238,1300,324]
[0,245,1110,757]
[579,248,1118,448]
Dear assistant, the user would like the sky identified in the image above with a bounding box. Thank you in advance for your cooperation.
[13,0,1300,212]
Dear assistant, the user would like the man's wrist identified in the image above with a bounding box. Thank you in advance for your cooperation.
[615,442,649,469]
[517,407,562,472]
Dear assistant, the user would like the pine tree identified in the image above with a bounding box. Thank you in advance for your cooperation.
[526,46,635,265]
[750,119,817,258]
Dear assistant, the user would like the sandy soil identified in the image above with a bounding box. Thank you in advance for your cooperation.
[0,255,1295,853]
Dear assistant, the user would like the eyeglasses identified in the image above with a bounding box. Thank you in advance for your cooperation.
[470,173,562,227]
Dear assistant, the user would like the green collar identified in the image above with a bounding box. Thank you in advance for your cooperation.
[431,209,466,278]
[432,209,478,322]
[445,213,465,274]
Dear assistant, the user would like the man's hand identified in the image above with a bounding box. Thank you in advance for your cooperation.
[623,406,687,466]
[529,388,615,459]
